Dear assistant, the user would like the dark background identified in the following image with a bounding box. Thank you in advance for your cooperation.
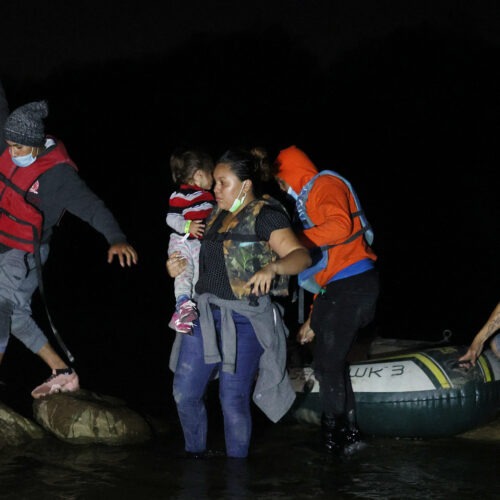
[0,1,498,417]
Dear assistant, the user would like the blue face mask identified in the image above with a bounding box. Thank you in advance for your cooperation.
[287,186,298,201]
[12,149,37,168]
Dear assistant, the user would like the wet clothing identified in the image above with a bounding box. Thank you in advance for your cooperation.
[172,307,263,458]
[276,145,380,420]
[171,294,294,457]
[310,269,379,416]
[170,198,295,457]
[0,137,129,355]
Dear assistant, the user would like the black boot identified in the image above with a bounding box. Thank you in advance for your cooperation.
[321,413,342,454]
[335,411,366,456]
[321,411,366,456]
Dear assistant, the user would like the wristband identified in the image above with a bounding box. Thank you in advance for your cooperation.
[184,220,192,234]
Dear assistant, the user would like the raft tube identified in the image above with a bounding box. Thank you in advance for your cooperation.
[288,346,500,438]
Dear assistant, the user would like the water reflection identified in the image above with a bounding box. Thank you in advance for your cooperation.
[0,420,498,499]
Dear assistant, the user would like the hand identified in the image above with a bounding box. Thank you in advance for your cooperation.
[107,243,138,267]
[297,316,315,345]
[458,340,484,367]
[166,251,187,278]
[188,220,205,239]
[245,263,277,296]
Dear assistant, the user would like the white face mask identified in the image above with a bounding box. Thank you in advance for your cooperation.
[287,186,298,201]
[12,148,37,168]
[229,183,247,213]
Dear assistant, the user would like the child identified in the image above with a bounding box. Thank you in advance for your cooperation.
[166,148,215,334]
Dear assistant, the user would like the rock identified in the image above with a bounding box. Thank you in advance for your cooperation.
[0,401,45,449]
[33,390,153,445]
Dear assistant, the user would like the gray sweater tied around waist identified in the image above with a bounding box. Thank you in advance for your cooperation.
[169,292,296,423]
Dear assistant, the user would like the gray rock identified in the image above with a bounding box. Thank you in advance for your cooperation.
[33,390,153,445]
[0,401,45,449]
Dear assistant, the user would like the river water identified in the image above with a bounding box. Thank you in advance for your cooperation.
[1,396,498,500]
[1,287,499,498]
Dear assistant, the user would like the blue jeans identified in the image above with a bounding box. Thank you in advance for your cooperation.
[310,269,379,418]
[172,308,264,458]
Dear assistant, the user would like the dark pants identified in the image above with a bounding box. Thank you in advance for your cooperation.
[172,308,264,458]
[310,269,379,418]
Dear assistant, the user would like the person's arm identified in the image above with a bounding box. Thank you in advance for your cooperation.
[107,242,138,267]
[245,227,311,296]
[166,212,187,234]
[40,164,138,266]
[167,213,205,239]
[297,312,315,345]
[459,302,500,366]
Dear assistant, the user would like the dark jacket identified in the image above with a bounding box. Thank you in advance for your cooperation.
[0,137,127,251]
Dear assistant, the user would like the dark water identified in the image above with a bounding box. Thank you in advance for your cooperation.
[1,403,499,500]
[1,299,499,499]
[1,264,499,499]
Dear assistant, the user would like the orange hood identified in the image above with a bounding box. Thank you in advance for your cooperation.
[275,145,318,194]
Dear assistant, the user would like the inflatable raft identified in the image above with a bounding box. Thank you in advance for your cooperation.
[288,345,500,438]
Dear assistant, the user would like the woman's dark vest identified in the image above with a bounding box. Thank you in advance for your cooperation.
[205,196,290,299]
[0,140,76,253]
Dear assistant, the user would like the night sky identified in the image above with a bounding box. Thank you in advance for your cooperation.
[3,2,500,79]
[1,1,499,413]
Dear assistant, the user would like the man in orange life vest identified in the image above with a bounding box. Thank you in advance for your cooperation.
[273,145,379,456]
[0,100,138,398]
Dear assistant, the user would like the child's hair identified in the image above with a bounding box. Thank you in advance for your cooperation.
[170,148,214,184]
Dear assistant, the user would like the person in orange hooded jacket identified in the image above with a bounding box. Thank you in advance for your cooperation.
[273,145,379,455]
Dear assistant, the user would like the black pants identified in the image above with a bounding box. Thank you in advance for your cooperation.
[310,269,379,418]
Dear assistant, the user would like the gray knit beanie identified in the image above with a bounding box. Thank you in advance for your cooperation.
[4,100,48,147]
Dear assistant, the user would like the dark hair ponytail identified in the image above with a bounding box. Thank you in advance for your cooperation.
[217,147,272,197]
